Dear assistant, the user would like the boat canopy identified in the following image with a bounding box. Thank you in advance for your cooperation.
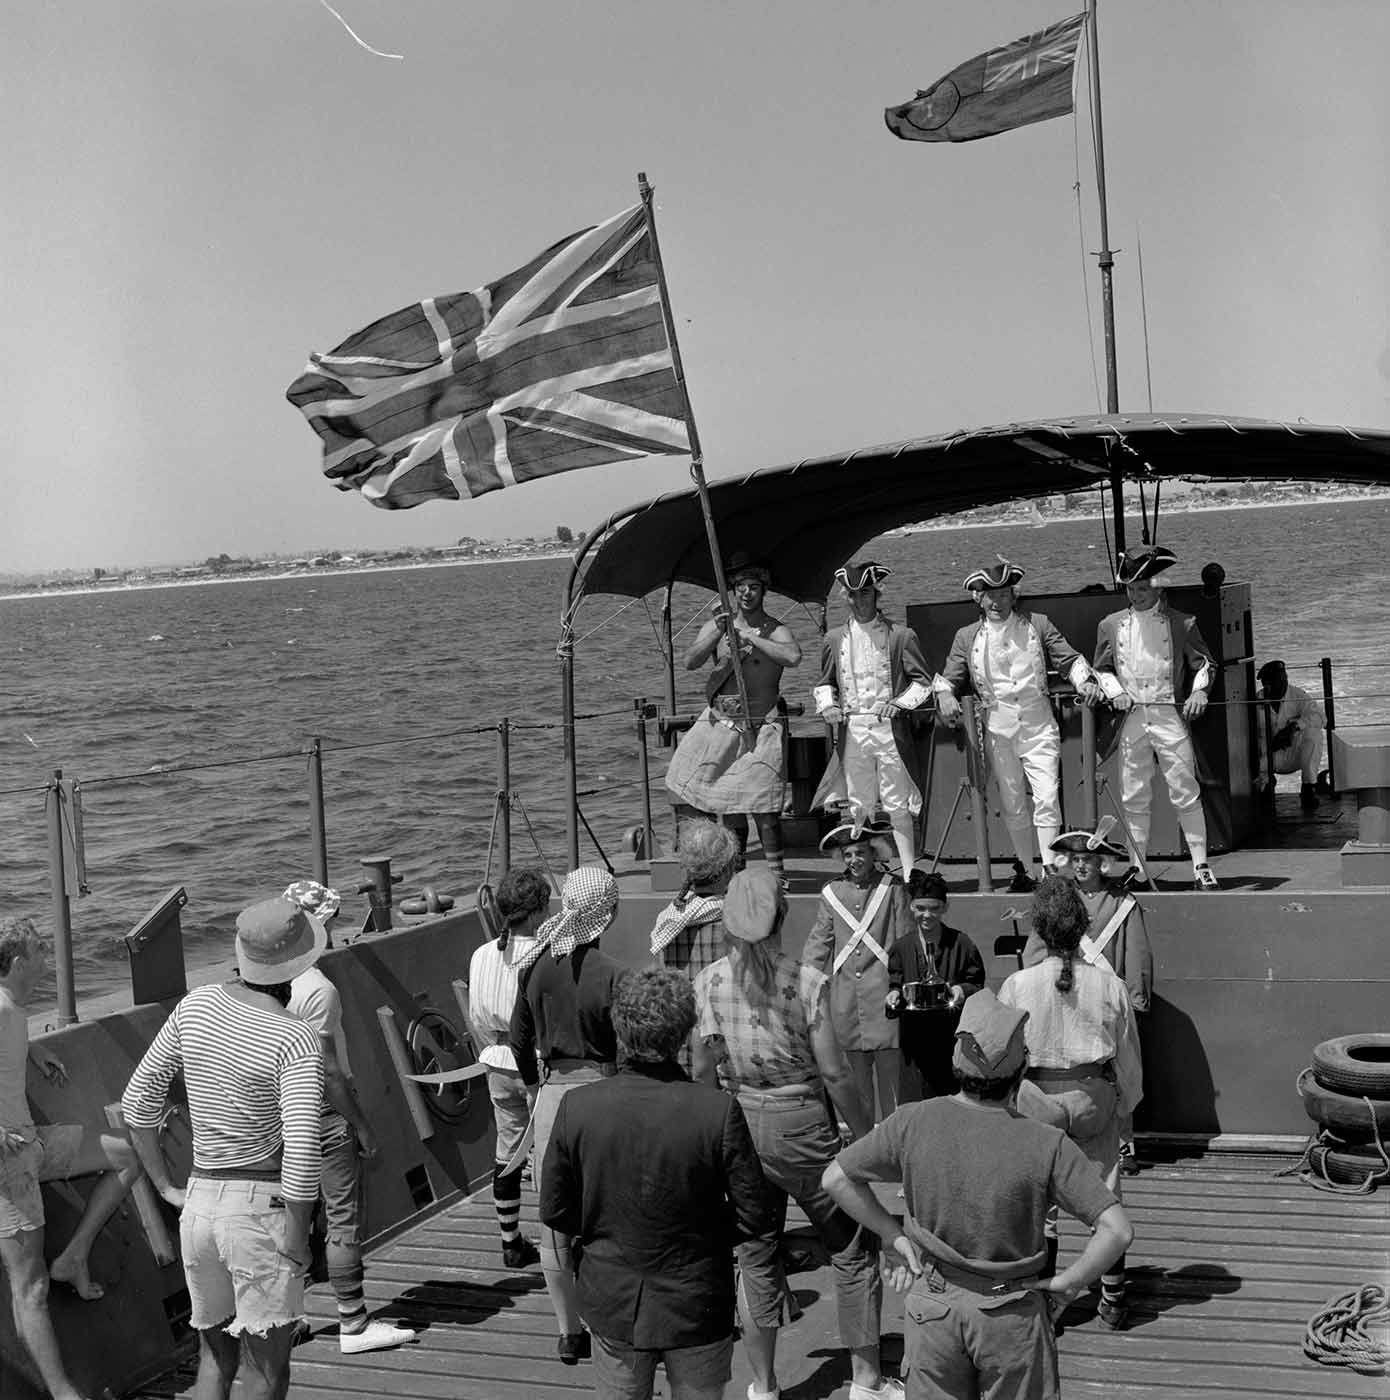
[570,414,1390,606]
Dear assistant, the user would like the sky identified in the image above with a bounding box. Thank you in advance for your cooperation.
[4,0,1387,574]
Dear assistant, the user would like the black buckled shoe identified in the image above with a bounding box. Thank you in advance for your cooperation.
[1097,1298,1129,1330]
[502,1235,540,1269]
[1301,783,1319,811]
[558,1330,592,1364]
[1007,861,1037,894]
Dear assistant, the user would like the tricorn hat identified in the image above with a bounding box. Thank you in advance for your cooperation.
[820,819,895,864]
[834,560,892,592]
[1049,814,1126,862]
[235,896,329,985]
[1115,544,1176,585]
[726,550,771,587]
[1256,659,1287,687]
[963,554,1025,592]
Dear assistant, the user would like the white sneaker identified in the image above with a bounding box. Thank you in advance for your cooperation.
[340,1321,419,1354]
[747,1385,779,1400]
[849,1380,905,1400]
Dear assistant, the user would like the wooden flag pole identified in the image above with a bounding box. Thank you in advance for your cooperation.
[637,172,755,744]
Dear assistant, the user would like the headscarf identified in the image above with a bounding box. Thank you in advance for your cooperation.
[649,893,724,955]
[283,879,342,924]
[518,866,618,970]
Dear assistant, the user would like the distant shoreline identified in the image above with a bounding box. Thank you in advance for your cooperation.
[5,490,1387,602]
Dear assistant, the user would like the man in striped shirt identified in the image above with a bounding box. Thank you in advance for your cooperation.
[123,896,327,1400]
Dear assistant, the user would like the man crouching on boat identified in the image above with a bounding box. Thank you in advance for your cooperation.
[823,989,1133,1400]
[665,553,801,885]
[123,897,328,1400]
[814,561,934,877]
[1,917,142,1400]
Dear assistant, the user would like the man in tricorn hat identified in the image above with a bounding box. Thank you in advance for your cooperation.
[1085,545,1219,889]
[936,555,1097,893]
[665,552,801,884]
[823,988,1133,1400]
[1255,659,1326,811]
[802,822,913,1121]
[813,561,934,877]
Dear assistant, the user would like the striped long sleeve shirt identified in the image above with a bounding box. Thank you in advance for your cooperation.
[122,983,324,1202]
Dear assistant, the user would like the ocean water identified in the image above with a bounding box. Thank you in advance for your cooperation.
[3,498,1388,1007]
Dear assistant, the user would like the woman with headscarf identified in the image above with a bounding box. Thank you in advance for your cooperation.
[692,868,902,1400]
[508,866,623,1365]
[999,875,1142,1329]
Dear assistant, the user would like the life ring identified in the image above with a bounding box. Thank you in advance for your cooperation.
[1311,1034,1390,1098]
[1298,1068,1390,1137]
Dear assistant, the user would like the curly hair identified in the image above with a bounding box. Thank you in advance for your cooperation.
[0,918,44,977]
[494,867,552,930]
[1031,874,1089,992]
[612,968,697,1063]
[675,820,739,893]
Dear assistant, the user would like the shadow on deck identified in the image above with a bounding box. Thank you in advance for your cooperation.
[131,1151,1388,1400]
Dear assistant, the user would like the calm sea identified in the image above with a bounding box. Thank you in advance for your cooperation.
[4,499,1388,1007]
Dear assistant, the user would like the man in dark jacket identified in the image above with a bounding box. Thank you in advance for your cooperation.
[886,870,986,1099]
[540,967,773,1400]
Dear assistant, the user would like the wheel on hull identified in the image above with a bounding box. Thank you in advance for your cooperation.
[1311,1034,1390,1098]
[1297,1067,1390,1136]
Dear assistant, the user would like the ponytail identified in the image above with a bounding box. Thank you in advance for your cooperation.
[1055,950,1075,994]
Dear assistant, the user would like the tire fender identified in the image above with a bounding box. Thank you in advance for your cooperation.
[1297,1067,1390,1135]
[1311,1033,1390,1098]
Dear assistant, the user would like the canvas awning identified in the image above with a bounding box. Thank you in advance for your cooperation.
[568,413,1390,606]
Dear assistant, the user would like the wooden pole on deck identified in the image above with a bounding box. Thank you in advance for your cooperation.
[637,172,755,744]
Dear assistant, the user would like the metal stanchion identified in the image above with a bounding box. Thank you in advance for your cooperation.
[635,699,655,862]
[45,769,78,1026]
[496,718,512,873]
[1320,657,1338,796]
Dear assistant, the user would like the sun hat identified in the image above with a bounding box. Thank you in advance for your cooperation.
[235,896,329,985]
[722,868,784,944]
[282,879,342,924]
[952,988,1030,1080]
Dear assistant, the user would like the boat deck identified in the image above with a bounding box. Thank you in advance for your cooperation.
[132,1150,1387,1400]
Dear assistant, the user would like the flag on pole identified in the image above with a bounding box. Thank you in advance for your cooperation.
[286,205,691,509]
[885,12,1086,144]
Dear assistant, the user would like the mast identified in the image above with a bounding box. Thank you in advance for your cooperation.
[1086,0,1126,563]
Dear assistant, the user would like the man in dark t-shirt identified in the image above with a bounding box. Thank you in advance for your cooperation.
[823,989,1133,1400]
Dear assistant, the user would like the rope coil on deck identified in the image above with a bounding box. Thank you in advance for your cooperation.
[1303,1284,1390,1376]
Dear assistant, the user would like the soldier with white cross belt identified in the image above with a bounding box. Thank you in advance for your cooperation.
[801,822,913,1123]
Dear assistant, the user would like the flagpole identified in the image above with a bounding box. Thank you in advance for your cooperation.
[1086,0,1127,562]
[637,172,755,743]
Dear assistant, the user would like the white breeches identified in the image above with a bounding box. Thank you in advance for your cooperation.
[843,714,921,820]
[1270,724,1324,783]
[984,720,1062,866]
[1118,704,1206,864]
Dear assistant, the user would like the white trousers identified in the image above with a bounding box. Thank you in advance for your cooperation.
[1119,704,1207,866]
[844,715,920,871]
[984,719,1062,867]
[1269,724,1324,783]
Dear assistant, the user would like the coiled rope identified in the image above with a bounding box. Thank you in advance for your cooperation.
[1303,1284,1390,1376]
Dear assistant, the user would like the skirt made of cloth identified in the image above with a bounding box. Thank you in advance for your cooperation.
[664,709,786,815]
[532,1060,615,1196]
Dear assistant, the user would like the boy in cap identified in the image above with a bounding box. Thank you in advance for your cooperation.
[802,823,913,1121]
[823,989,1133,1400]
[935,555,1096,892]
[886,870,985,1100]
[1255,659,1326,810]
[814,561,934,877]
[284,881,418,1352]
[123,895,329,1400]
[666,553,802,884]
[1086,545,1220,889]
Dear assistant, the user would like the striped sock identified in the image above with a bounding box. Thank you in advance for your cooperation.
[1100,1254,1127,1306]
[494,1162,523,1243]
[328,1260,367,1334]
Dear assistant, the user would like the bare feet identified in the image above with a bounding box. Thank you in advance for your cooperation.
[49,1255,104,1301]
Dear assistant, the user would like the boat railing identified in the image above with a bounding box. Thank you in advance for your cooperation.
[8,702,638,1028]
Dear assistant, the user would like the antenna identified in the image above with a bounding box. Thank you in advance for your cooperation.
[1137,227,1155,413]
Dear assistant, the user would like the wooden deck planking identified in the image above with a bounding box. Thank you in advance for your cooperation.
[130,1151,1387,1400]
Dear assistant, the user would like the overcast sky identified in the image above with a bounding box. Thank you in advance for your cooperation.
[4,0,1387,573]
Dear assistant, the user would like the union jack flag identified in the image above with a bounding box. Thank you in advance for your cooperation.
[286,205,690,508]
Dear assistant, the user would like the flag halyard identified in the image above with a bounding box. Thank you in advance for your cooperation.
[885,12,1086,144]
[287,205,691,509]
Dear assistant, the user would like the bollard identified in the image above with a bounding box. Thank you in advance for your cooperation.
[358,857,401,932]
[45,770,78,1026]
